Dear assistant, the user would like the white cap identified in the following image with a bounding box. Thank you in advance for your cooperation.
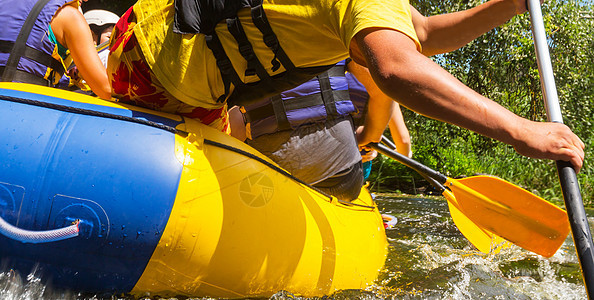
[84,10,119,27]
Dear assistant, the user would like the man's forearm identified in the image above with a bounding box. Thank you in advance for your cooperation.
[361,29,523,146]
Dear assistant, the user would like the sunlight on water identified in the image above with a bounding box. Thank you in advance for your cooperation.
[0,194,588,300]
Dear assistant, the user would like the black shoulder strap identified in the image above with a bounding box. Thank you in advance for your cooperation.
[0,40,66,82]
[226,16,271,82]
[173,0,251,34]
[327,63,347,78]
[205,32,245,103]
[2,0,53,83]
[250,0,295,72]
[23,44,65,74]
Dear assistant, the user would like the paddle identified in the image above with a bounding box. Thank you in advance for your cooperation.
[370,141,570,257]
[378,137,509,254]
[527,0,594,295]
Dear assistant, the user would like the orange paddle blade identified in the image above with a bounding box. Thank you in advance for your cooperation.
[443,189,511,254]
[447,175,570,257]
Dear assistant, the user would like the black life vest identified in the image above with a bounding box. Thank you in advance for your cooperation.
[173,0,333,107]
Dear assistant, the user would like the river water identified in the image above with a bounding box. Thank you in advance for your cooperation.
[0,194,588,299]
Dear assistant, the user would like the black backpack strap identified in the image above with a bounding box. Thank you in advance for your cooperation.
[0,41,65,83]
[244,89,350,120]
[317,61,350,119]
[269,94,291,131]
[0,66,52,85]
[205,32,245,103]
[326,63,347,78]
[23,44,65,75]
[317,71,338,118]
[2,0,53,83]
[250,0,295,72]
[173,0,251,34]
[226,16,271,82]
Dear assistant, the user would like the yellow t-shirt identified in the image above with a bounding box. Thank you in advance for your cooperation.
[132,0,420,109]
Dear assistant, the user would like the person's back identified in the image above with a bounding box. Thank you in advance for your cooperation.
[108,0,418,133]
[110,0,416,108]
[230,59,413,201]
[0,0,110,99]
[233,61,364,201]
[108,0,585,172]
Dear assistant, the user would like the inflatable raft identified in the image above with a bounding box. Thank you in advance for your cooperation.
[0,83,388,298]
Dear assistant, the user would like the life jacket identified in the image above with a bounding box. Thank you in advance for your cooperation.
[346,71,370,128]
[173,0,334,107]
[241,60,358,139]
[0,0,70,86]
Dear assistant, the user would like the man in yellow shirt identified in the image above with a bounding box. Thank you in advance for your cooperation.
[107,0,585,171]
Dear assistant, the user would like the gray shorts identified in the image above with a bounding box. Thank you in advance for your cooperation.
[247,117,363,201]
[312,160,364,201]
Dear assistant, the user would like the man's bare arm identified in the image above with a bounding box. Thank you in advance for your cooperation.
[411,0,540,56]
[354,28,584,171]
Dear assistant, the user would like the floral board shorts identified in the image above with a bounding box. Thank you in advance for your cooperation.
[107,8,229,133]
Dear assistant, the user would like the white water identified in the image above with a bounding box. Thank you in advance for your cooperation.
[371,195,587,300]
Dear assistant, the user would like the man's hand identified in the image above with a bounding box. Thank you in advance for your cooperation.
[512,0,545,15]
[355,125,382,150]
[360,149,378,163]
[512,120,585,172]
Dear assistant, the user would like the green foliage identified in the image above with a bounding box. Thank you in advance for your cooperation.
[369,0,594,206]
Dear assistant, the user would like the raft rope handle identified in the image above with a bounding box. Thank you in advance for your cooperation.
[0,94,375,210]
[0,216,79,244]
[0,95,187,137]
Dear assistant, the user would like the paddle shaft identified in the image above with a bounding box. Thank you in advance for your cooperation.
[371,142,447,186]
[379,136,448,194]
[527,0,594,296]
